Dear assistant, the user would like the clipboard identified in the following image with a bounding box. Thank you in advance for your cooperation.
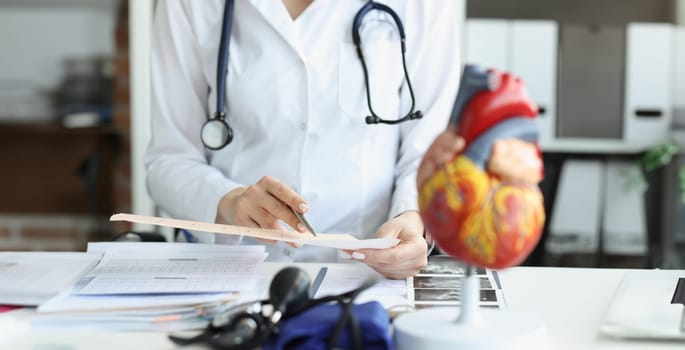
[110,213,399,250]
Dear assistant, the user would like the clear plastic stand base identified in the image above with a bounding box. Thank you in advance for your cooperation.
[394,269,548,350]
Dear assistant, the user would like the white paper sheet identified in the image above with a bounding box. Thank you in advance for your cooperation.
[38,289,238,313]
[110,213,400,250]
[74,248,265,295]
[32,301,236,331]
[86,242,266,255]
[601,271,685,340]
[0,252,101,306]
[38,244,266,312]
[314,263,408,310]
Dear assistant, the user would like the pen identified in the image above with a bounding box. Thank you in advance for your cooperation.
[291,206,317,237]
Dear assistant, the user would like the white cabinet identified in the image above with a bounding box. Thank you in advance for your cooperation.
[464,19,558,145]
[510,21,558,145]
[674,27,685,115]
[464,19,678,153]
[464,19,509,71]
[624,24,674,145]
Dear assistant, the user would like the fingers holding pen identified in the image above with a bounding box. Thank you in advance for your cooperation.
[216,176,311,248]
[258,176,310,233]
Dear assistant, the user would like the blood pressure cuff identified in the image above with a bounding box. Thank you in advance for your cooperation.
[263,301,392,350]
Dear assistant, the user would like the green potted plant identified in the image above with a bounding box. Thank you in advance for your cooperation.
[626,142,685,203]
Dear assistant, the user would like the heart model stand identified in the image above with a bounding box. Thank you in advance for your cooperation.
[393,264,547,350]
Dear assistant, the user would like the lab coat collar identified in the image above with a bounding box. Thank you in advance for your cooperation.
[247,0,316,60]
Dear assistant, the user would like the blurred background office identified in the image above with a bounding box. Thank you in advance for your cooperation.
[0,0,683,270]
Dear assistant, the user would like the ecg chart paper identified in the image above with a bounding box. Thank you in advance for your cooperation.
[74,245,266,295]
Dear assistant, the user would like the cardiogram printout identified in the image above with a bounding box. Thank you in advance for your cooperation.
[111,213,400,250]
[74,245,266,295]
[38,244,265,313]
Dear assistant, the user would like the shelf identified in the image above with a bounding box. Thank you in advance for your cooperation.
[0,121,119,215]
[0,121,119,136]
[540,138,660,154]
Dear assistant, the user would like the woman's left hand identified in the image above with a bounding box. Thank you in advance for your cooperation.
[343,211,427,280]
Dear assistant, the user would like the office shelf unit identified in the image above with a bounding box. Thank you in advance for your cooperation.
[0,0,127,250]
[465,0,685,268]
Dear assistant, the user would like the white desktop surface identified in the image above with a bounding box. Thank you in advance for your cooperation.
[499,267,683,350]
[0,264,683,350]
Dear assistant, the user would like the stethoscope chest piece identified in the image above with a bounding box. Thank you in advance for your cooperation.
[201,116,233,150]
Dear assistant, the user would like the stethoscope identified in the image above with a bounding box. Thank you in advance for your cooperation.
[201,0,423,151]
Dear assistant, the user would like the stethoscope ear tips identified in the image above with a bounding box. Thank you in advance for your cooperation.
[410,111,424,120]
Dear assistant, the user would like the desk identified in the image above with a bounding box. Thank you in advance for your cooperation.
[0,265,683,350]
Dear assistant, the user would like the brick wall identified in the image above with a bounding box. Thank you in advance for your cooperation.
[111,0,133,235]
[0,215,102,252]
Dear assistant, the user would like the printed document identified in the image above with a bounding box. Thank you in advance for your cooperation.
[39,243,266,312]
[76,251,262,295]
[111,213,400,250]
[0,252,100,306]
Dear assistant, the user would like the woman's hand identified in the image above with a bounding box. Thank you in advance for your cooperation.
[215,176,311,245]
[344,211,428,280]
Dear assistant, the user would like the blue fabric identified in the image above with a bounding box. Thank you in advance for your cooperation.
[263,301,392,350]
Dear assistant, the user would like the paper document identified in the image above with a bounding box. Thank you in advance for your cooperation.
[314,263,408,310]
[38,289,237,313]
[600,271,685,340]
[32,301,235,332]
[407,255,506,309]
[74,246,265,295]
[111,213,399,250]
[0,252,100,306]
[87,241,269,255]
[38,244,265,313]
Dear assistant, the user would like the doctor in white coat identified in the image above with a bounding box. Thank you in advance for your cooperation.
[145,0,462,279]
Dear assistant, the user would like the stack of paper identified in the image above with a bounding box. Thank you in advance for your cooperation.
[77,244,265,296]
[0,252,100,306]
[32,243,267,331]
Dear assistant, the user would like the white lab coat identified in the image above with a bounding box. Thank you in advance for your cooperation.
[146,0,462,262]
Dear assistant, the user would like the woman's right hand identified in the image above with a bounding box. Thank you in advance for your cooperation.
[215,176,311,244]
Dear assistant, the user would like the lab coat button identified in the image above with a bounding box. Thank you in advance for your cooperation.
[299,122,306,130]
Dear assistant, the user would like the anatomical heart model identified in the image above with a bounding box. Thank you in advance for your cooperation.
[418,65,545,269]
[395,65,548,350]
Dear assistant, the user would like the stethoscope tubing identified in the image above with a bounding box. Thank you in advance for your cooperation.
[203,0,422,150]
